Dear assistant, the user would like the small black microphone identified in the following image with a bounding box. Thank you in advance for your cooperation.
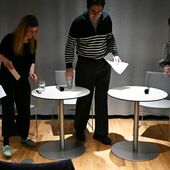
[36,89,42,94]
[56,85,65,91]
[144,87,150,94]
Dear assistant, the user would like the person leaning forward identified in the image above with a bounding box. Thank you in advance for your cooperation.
[0,14,39,157]
[64,0,121,145]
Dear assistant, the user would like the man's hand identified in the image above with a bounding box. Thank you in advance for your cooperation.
[65,68,74,78]
[113,55,121,64]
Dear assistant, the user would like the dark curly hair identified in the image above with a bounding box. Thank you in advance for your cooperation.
[87,0,105,9]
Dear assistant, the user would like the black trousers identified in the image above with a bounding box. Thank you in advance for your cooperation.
[1,78,31,140]
[75,57,111,136]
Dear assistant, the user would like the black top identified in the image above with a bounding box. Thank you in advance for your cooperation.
[0,33,35,80]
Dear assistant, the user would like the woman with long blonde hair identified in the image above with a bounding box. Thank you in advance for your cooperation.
[0,14,39,157]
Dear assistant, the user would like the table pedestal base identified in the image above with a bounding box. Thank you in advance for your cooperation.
[111,141,159,161]
[39,140,85,160]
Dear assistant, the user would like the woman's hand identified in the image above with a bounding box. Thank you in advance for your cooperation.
[29,63,37,81]
[29,72,38,81]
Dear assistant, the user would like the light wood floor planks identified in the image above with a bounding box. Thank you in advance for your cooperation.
[0,118,170,170]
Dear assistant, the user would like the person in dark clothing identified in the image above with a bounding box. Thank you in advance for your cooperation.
[159,16,170,74]
[65,0,121,145]
[0,14,39,157]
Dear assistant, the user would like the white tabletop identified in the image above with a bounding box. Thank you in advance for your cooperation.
[32,85,90,100]
[108,86,168,102]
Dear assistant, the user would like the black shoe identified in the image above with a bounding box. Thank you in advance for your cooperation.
[22,138,36,147]
[93,134,112,145]
[75,131,85,142]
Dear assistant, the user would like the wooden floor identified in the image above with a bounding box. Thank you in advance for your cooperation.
[0,118,170,170]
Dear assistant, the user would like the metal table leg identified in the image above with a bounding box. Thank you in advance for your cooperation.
[111,101,159,161]
[39,99,85,160]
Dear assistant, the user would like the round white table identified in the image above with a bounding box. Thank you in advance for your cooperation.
[108,86,168,161]
[32,85,90,160]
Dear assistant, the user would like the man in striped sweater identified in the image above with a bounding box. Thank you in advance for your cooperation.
[65,0,121,145]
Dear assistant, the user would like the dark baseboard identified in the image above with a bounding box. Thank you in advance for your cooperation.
[0,114,168,121]
[29,114,169,121]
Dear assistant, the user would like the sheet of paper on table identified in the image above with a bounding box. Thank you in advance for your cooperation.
[104,53,128,75]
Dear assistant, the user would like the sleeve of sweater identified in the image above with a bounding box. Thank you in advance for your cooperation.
[106,14,118,56]
[65,19,78,69]
[159,41,170,68]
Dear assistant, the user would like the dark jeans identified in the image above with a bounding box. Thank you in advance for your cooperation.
[1,78,31,140]
[75,57,111,136]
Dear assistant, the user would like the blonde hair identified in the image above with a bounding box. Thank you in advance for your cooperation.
[13,15,38,56]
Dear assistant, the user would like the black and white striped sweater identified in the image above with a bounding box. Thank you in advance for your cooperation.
[65,11,118,68]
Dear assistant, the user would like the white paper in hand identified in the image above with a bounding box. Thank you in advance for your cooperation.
[106,60,128,74]
[104,53,128,74]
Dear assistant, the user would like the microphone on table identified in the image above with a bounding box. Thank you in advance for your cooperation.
[144,73,150,94]
[56,85,65,91]
[36,89,42,94]
[144,87,150,94]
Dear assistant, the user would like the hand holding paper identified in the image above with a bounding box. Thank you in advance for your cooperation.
[113,55,121,63]
[104,53,128,74]
[106,60,128,74]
